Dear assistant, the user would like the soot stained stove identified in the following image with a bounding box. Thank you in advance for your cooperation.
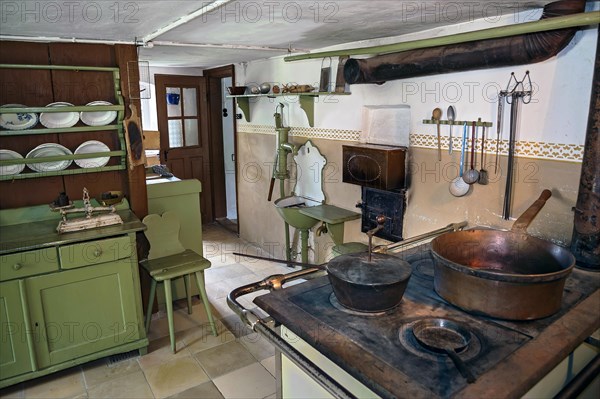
[254,246,598,398]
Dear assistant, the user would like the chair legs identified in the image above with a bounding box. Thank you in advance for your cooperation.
[194,271,218,337]
[145,279,157,333]
[183,274,193,314]
[163,278,176,353]
[144,271,218,354]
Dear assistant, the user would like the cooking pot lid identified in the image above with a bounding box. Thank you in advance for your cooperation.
[327,252,412,286]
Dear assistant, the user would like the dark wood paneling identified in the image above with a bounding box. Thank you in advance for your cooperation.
[115,44,147,219]
[0,41,62,209]
[207,77,226,219]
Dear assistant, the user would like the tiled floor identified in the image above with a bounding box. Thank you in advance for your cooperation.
[1,224,299,399]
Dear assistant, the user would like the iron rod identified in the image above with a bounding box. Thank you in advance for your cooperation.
[284,12,600,62]
[503,95,519,220]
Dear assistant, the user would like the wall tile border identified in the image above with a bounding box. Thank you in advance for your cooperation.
[237,124,584,162]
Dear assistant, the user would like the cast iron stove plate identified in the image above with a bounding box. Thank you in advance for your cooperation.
[284,279,530,398]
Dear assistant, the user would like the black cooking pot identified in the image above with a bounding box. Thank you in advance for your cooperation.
[327,252,412,312]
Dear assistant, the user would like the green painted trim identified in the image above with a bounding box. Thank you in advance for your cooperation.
[0,105,123,113]
[0,64,120,72]
[0,151,124,166]
[18,280,37,372]
[0,165,126,181]
[0,125,120,136]
[284,11,600,61]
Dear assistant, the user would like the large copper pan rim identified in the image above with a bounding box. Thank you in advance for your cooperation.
[431,231,576,283]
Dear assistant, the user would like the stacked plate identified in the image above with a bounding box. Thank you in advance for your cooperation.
[26,143,73,172]
[40,102,79,128]
[74,140,110,168]
[80,101,117,126]
[0,104,38,130]
[0,149,25,175]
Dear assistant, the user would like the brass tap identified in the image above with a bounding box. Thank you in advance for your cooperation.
[367,214,386,262]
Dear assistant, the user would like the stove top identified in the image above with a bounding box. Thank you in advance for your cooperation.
[253,245,600,398]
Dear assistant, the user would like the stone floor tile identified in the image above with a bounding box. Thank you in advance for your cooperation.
[212,363,276,399]
[82,357,141,389]
[166,380,224,399]
[194,341,256,379]
[239,335,276,361]
[23,367,85,399]
[143,355,210,399]
[87,370,153,399]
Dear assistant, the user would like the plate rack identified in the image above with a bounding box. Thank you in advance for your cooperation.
[0,64,127,181]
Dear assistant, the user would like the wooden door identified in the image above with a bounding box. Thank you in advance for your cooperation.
[155,75,213,223]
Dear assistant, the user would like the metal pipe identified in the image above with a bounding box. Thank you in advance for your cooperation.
[149,40,307,52]
[554,354,600,399]
[227,274,356,399]
[381,221,468,253]
[142,0,236,42]
[284,11,599,62]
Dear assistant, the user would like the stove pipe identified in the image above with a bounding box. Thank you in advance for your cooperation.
[571,28,600,271]
[344,0,587,84]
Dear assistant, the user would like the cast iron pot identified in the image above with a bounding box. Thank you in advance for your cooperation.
[431,190,575,320]
[327,252,412,312]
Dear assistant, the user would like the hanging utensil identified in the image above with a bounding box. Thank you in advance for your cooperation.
[412,318,476,383]
[478,124,489,185]
[503,94,519,219]
[495,93,505,174]
[463,122,479,184]
[449,122,470,197]
[432,108,442,161]
[447,106,456,154]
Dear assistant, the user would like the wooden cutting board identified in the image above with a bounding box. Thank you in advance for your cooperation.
[123,103,146,169]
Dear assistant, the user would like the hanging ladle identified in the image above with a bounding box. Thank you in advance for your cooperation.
[463,121,479,184]
[449,122,470,197]
[447,106,456,154]
[432,107,442,161]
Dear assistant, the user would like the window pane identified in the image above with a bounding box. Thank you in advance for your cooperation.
[184,119,199,146]
[183,88,197,117]
[168,120,183,148]
[166,87,181,117]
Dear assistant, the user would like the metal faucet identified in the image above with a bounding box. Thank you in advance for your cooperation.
[367,214,386,262]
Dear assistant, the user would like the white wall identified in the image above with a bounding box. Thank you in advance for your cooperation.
[231,7,598,261]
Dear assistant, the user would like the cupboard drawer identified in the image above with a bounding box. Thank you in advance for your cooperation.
[59,236,133,270]
[0,248,59,282]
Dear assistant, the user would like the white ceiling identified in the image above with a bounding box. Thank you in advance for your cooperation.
[0,0,555,68]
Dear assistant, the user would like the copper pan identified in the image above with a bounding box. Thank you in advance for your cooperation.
[431,190,575,320]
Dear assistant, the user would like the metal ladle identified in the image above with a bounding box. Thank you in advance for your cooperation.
[432,108,442,161]
[463,122,479,184]
[447,106,456,154]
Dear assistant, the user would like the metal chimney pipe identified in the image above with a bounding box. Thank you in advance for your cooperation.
[571,28,600,271]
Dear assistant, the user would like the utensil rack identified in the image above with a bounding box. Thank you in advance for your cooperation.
[0,64,127,181]
[422,119,493,127]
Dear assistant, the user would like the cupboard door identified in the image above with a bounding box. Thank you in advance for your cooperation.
[25,261,141,368]
[0,280,34,379]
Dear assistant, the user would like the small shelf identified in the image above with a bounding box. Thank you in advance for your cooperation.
[0,124,121,136]
[226,92,351,127]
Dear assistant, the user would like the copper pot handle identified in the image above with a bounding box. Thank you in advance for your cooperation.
[511,189,552,233]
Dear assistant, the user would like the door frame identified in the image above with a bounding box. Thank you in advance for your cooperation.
[154,74,214,223]
[204,65,239,231]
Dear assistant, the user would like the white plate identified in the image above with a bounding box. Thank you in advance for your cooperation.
[74,140,110,168]
[0,149,25,175]
[40,102,79,128]
[26,143,73,172]
[0,104,38,130]
[80,101,117,126]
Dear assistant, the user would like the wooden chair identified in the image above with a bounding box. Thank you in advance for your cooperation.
[140,211,217,353]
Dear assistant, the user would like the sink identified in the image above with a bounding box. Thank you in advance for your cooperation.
[274,196,320,229]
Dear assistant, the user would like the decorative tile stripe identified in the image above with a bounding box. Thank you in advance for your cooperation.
[409,133,584,162]
[237,124,584,162]
[237,124,360,141]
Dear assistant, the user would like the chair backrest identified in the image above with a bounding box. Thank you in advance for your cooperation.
[142,211,186,260]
